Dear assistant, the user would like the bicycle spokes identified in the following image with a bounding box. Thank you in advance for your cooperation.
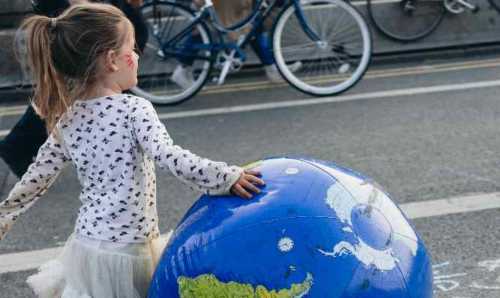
[134,2,213,105]
[368,0,445,41]
[273,0,371,95]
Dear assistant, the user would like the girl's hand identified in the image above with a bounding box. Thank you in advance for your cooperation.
[230,169,265,199]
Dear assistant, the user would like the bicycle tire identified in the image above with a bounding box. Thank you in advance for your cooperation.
[132,1,213,105]
[272,0,372,97]
[367,0,446,42]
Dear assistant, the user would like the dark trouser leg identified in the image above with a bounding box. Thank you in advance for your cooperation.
[250,31,275,66]
[0,106,48,178]
[178,33,203,66]
[250,23,275,66]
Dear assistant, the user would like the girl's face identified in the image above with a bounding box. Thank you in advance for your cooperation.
[118,25,139,90]
[105,23,139,92]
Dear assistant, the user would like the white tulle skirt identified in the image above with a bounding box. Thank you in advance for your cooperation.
[26,233,169,298]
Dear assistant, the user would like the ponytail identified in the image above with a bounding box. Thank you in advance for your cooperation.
[16,3,130,133]
[20,16,70,132]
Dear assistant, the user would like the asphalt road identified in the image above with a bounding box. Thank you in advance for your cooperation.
[0,50,500,297]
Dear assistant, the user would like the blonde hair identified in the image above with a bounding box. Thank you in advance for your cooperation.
[18,3,133,132]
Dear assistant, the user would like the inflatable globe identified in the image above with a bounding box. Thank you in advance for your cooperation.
[149,157,432,297]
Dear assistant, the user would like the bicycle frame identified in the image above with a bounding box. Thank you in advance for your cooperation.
[136,0,373,103]
[156,0,322,64]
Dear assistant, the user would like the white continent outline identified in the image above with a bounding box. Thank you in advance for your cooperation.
[312,162,418,271]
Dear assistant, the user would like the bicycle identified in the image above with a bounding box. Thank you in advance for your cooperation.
[132,0,372,105]
[367,0,479,42]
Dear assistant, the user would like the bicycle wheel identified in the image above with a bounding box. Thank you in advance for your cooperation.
[132,1,213,105]
[367,0,446,42]
[272,0,372,96]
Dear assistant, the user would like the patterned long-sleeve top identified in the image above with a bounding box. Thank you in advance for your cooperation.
[0,94,242,243]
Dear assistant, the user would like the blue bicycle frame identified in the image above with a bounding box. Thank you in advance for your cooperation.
[155,0,321,64]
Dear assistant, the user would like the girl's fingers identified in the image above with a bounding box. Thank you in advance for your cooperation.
[240,179,261,194]
[233,184,252,199]
[243,170,265,186]
[231,169,266,200]
[246,174,265,186]
[244,169,262,177]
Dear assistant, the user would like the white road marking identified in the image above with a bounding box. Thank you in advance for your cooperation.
[0,247,60,274]
[148,79,500,122]
[1,191,499,274]
[434,273,468,280]
[400,192,500,219]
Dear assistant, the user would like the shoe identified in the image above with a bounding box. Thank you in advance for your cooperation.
[171,65,195,89]
[264,64,282,83]
[157,49,165,58]
[288,61,303,73]
[264,61,303,84]
[338,63,351,74]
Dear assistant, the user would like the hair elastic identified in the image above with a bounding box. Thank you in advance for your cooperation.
[50,18,57,28]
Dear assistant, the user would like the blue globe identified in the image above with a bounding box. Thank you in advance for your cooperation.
[149,157,433,298]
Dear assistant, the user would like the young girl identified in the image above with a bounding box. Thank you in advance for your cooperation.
[0,3,264,297]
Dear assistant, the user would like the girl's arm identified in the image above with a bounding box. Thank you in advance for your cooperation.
[0,132,71,240]
[130,97,243,195]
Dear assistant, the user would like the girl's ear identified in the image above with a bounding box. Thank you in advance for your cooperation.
[105,49,119,72]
